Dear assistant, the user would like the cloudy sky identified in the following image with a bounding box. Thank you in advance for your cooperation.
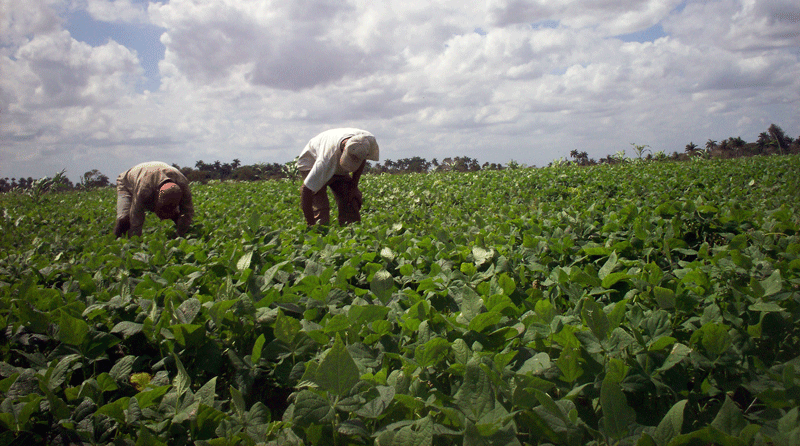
[2,0,799,183]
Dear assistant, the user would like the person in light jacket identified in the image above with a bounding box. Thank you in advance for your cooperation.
[297,128,379,226]
[114,161,194,237]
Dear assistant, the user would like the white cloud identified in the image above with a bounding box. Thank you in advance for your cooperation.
[86,0,149,23]
[0,0,62,52]
[486,0,684,35]
[664,0,800,52]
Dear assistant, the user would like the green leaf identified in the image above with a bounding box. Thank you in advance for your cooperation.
[473,246,495,266]
[96,397,130,424]
[517,352,551,376]
[392,413,434,446]
[135,427,167,446]
[230,385,246,418]
[195,404,226,440]
[135,385,170,409]
[97,372,119,392]
[274,309,301,344]
[173,353,191,397]
[658,343,691,372]
[652,399,686,446]
[293,389,334,426]
[414,337,451,368]
[648,336,677,352]
[760,270,782,297]
[109,355,136,382]
[370,269,395,304]
[667,425,747,446]
[195,376,218,407]
[237,251,254,271]
[170,323,205,347]
[533,389,569,425]
[605,357,628,384]
[602,271,630,289]
[700,322,731,359]
[556,345,583,383]
[582,297,609,341]
[452,338,471,364]
[111,321,144,338]
[468,311,502,333]
[457,285,483,323]
[313,334,360,396]
[653,286,675,309]
[600,373,636,440]
[354,385,395,419]
[251,334,266,363]
[497,273,516,295]
[57,310,89,346]
[598,251,618,280]
[455,359,495,421]
[348,304,390,325]
[749,302,784,312]
[175,298,201,324]
[711,396,747,437]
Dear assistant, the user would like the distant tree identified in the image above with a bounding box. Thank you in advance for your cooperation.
[569,150,590,165]
[186,170,210,183]
[756,132,770,155]
[684,142,699,156]
[81,170,110,188]
[448,156,480,172]
[716,139,731,158]
[705,139,717,152]
[729,136,745,155]
[231,165,258,181]
[767,123,788,155]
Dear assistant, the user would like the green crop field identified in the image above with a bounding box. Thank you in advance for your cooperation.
[1,155,799,446]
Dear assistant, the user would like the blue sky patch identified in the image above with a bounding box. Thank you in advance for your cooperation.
[65,9,165,92]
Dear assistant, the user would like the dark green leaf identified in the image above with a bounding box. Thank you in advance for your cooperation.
[600,374,636,440]
[313,334,360,396]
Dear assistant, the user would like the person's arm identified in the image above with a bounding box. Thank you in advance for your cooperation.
[128,189,152,237]
[351,159,367,186]
[114,215,131,238]
[301,185,316,226]
[114,188,133,237]
[174,186,193,236]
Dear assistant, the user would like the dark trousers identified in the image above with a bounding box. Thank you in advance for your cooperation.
[300,172,362,225]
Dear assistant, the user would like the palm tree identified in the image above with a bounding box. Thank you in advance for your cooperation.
[768,124,787,155]
[717,139,730,157]
[756,132,770,154]
[705,139,717,152]
[685,142,699,156]
[729,136,745,156]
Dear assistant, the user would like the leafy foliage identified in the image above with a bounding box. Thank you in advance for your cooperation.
[1,156,799,445]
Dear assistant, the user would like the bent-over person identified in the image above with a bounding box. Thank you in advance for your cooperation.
[297,128,379,226]
[114,161,193,237]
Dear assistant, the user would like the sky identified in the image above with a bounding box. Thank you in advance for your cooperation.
[1,0,799,183]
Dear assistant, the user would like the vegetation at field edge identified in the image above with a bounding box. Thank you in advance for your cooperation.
[1,155,799,445]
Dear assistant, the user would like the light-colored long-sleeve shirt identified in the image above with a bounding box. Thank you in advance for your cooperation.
[116,161,193,236]
[297,128,379,193]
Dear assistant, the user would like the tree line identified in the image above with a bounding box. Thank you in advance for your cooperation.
[2,123,797,194]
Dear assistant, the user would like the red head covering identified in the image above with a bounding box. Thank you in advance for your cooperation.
[157,182,182,209]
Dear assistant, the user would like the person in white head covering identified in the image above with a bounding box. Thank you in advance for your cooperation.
[297,128,380,226]
[114,161,194,237]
